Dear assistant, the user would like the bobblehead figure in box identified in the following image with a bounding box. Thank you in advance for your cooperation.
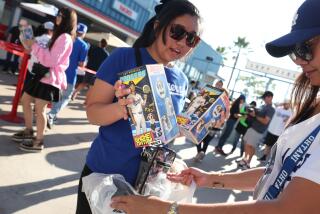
[118,64,179,147]
[177,85,230,144]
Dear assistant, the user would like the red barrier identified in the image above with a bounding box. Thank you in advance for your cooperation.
[0,40,29,123]
[78,66,96,75]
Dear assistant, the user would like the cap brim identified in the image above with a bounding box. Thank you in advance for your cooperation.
[266,28,320,57]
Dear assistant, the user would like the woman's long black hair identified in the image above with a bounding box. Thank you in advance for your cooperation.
[49,7,77,50]
[133,0,200,48]
[288,73,319,125]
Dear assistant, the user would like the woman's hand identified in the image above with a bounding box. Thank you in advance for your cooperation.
[110,195,169,214]
[22,39,35,49]
[114,80,132,120]
[167,167,212,188]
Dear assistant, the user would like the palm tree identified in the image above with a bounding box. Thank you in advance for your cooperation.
[216,46,228,62]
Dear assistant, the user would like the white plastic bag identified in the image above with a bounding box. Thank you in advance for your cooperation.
[166,158,196,203]
[142,158,196,202]
[82,173,137,214]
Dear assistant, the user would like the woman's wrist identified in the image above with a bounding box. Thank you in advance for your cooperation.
[210,171,225,189]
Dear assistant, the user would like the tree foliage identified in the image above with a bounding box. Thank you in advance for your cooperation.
[239,75,265,97]
[216,46,228,62]
[234,37,250,49]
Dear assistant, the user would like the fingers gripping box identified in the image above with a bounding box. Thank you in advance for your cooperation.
[118,64,179,147]
[177,85,230,144]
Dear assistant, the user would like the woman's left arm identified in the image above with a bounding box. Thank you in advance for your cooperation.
[110,177,320,214]
[31,34,72,68]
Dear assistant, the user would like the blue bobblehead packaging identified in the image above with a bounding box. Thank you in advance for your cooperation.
[118,64,179,147]
[177,85,230,144]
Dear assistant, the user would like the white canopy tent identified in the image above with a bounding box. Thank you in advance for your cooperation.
[85,32,130,48]
[20,3,58,17]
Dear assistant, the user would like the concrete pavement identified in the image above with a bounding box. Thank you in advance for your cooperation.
[0,71,262,214]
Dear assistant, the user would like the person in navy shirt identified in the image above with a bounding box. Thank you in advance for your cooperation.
[75,0,201,213]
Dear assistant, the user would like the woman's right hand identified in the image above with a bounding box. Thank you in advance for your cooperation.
[114,80,132,120]
[167,167,212,188]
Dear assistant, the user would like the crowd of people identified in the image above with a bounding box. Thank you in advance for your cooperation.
[2,8,110,151]
[1,0,319,213]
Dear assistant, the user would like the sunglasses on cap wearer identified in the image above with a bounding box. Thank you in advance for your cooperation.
[289,37,320,62]
[289,42,313,62]
[169,24,200,48]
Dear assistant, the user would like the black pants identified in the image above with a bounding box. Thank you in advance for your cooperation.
[196,134,214,153]
[3,52,19,71]
[76,165,93,214]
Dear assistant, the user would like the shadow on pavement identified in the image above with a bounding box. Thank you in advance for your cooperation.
[46,148,88,172]
[0,173,79,214]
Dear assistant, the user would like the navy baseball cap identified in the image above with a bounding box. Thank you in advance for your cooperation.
[266,0,320,57]
[77,23,88,34]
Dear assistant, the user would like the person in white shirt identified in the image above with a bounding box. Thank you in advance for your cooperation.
[258,100,292,161]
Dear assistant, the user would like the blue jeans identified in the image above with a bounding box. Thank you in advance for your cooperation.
[216,119,237,148]
[48,83,74,119]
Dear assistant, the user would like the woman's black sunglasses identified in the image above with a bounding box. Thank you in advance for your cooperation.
[169,24,200,48]
[289,42,313,62]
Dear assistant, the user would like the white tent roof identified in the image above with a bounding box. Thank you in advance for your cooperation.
[20,3,58,17]
[85,32,130,48]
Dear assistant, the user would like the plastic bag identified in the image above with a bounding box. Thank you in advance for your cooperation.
[142,158,196,202]
[82,173,137,214]
[166,158,196,203]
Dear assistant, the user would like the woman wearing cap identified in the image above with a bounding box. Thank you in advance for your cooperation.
[75,0,201,213]
[110,0,320,213]
[12,8,77,152]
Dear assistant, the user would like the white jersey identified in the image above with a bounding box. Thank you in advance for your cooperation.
[127,93,144,114]
[254,113,320,200]
[268,107,292,136]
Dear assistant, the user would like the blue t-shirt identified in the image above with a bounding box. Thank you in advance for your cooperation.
[86,47,188,185]
[65,37,89,85]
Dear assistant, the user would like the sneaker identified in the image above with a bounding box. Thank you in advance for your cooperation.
[12,128,34,142]
[214,146,227,156]
[198,151,205,161]
[237,159,250,169]
[258,155,267,161]
[193,152,202,162]
[46,115,54,129]
[193,151,205,162]
[19,139,44,152]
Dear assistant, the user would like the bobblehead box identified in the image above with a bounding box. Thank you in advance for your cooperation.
[118,64,179,148]
[177,85,230,144]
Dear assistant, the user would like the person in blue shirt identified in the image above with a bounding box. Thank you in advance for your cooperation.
[71,38,109,101]
[47,23,89,128]
[75,0,201,213]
